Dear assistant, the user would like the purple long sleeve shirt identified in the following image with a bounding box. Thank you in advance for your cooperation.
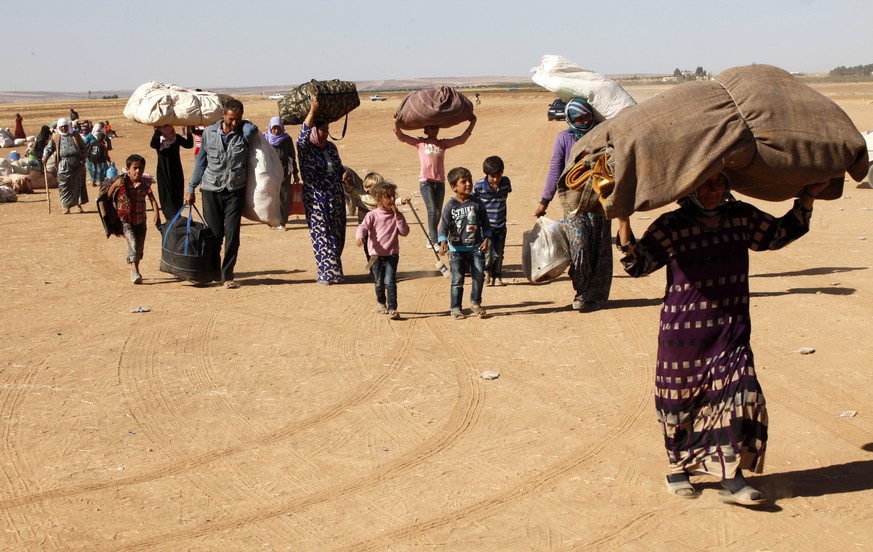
[540,129,578,202]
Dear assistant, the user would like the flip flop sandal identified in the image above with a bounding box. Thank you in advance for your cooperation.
[718,485,767,506]
[665,476,697,499]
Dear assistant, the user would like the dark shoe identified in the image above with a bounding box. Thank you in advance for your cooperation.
[665,474,697,499]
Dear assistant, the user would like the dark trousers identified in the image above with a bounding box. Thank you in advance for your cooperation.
[418,180,445,244]
[372,254,399,310]
[201,187,245,282]
[486,226,507,277]
[278,175,291,225]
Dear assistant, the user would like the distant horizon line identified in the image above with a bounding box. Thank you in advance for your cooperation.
[0,73,676,98]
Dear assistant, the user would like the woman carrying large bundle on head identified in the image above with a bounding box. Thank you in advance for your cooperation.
[297,95,347,285]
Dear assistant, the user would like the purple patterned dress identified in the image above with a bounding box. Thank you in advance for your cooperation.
[620,199,811,478]
[297,124,346,283]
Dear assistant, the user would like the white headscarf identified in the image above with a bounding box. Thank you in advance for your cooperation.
[56,118,71,135]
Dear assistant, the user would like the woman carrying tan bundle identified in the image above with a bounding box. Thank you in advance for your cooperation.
[616,173,827,506]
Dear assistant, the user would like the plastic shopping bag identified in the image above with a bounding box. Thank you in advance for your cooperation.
[522,217,571,283]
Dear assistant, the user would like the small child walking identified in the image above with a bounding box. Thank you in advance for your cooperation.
[355,180,410,319]
[473,155,512,286]
[438,167,492,319]
[106,154,161,284]
[350,172,410,262]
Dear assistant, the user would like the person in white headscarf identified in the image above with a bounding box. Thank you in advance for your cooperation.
[43,118,87,214]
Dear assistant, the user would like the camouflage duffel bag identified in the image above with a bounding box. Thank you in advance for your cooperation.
[277,79,361,126]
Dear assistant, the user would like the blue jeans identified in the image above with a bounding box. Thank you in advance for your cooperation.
[449,249,485,310]
[486,226,507,277]
[419,180,445,244]
[373,254,399,310]
[86,160,107,185]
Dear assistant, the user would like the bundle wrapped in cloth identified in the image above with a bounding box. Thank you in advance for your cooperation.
[531,55,637,120]
[123,81,228,126]
[394,86,474,130]
[559,64,869,219]
[278,79,360,125]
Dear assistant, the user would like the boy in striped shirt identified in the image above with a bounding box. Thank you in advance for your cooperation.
[473,156,512,286]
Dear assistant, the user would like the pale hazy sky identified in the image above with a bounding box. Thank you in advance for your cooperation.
[4,0,871,92]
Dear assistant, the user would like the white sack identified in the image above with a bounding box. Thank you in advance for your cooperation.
[531,55,637,120]
[123,81,227,126]
[242,132,283,226]
[9,161,30,175]
[521,217,571,283]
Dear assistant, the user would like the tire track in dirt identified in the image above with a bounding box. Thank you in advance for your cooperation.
[336,305,657,551]
[117,315,297,544]
[0,280,432,518]
[95,277,487,550]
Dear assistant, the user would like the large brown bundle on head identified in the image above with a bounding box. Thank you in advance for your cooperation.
[559,65,869,219]
[394,86,474,130]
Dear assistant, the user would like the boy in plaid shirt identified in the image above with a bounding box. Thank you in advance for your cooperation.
[107,154,161,284]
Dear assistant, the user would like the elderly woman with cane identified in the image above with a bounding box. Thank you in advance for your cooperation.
[43,118,87,214]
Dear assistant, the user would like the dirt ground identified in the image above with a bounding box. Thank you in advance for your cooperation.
[1,81,872,551]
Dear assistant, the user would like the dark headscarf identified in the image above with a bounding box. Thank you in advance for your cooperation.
[565,98,595,140]
[34,125,52,155]
[679,173,735,218]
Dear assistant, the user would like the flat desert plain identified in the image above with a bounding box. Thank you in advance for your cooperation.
[1,82,872,551]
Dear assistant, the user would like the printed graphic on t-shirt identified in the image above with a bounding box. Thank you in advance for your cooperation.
[423,143,445,157]
[450,203,479,246]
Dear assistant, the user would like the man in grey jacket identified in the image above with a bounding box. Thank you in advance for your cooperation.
[185,98,258,288]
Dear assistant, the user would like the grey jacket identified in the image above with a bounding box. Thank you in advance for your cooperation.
[188,120,258,194]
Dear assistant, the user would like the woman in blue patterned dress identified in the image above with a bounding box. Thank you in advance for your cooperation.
[616,174,826,506]
[297,96,346,284]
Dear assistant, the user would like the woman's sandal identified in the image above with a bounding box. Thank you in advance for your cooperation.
[718,485,767,506]
[665,475,697,499]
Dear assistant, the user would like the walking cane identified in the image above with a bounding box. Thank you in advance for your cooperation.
[407,201,450,278]
[44,162,51,214]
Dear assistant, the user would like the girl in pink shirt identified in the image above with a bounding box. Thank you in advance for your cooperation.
[394,116,476,247]
[355,180,411,319]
